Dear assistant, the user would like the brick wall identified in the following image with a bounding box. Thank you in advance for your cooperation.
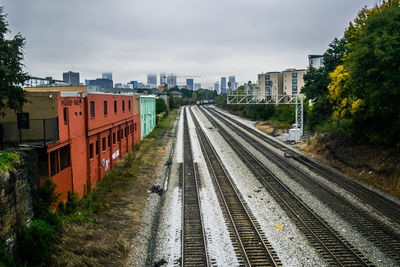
[0,148,39,255]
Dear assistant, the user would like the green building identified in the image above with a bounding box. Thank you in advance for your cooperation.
[140,95,156,139]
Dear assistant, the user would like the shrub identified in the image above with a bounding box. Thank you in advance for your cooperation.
[17,219,56,266]
[65,191,79,214]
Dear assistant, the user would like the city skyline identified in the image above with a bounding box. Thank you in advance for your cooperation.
[4,0,372,87]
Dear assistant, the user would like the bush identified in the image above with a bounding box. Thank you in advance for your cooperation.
[65,191,79,214]
[0,245,16,267]
[17,219,56,266]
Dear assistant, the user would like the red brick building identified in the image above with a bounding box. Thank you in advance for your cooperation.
[1,89,141,200]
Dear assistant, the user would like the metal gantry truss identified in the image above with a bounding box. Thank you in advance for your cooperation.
[227,88,304,142]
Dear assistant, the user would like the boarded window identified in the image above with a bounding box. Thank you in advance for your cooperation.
[89,143,93,158]
[117,130,120,142]
[90,101,95,118]
[50,150,59,176]
[60,145,70,171]
[63,108,68,125]
[95,140,99,155]
[108,135,111,147]
[113,132,116,144]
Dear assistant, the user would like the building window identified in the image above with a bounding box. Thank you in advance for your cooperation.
[102,137,106,151]
[292,72,298,78]
[117,131,120,142]
[60,145,70,171]
[104,101,108,115]
[125,127,128,137]
[96,140,99,155]
[266,74,270,80]
[90,101,95,118]
[89,143,94,159]
[292,79,297,85]
[63,108,68,125]
[114,100,117,113]
[50,150,59,176]
[113,132,116,144]
[108,135,111,148]
[121,129,123,139]
[122,101,125,112]
[130,125,133,133]
[128,100,131,111]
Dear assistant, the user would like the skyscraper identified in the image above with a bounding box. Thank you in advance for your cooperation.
[228,76,236,90]
[186,79,194,91]
[62,71,80,85]
[167,74,177,88]
[102,72,112,80]
[221,77,227,93]
[160,73,167,85]
[214,81,219,92]
[147,74,157,86]
[194,83,201,91]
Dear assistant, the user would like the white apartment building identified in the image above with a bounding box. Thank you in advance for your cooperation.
[282,69,306,96]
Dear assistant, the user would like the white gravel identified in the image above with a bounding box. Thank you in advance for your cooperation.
[209,106,398,266]
[194,107,326,266]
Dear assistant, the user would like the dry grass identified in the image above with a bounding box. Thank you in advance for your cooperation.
[51,111,178,266]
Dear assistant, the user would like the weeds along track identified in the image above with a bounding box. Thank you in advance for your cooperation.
[211,107,400,224]
[181,108,209,266]
[199,106,371,266]
[206,106,400,263]
[189,107,280,266]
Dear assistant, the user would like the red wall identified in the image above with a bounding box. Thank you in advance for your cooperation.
[45,93,141,200]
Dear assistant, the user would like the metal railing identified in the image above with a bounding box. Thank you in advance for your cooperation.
[0,117,59,147]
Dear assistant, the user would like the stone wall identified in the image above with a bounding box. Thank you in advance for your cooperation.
[0,148,39,255]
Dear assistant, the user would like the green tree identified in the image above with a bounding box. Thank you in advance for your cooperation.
[0,7,29,117]
[156,97,167,114]
[302,37,347,129]
[328,0,400,143]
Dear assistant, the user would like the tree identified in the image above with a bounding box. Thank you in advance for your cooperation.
[328,0,400,143]
[302,37,347,129]
[0,7,29,117]
[156,97,167,114]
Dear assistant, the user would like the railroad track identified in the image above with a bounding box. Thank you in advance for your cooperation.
[205,106,400,262]
[189,107,280,266]
[199,106,371,266]
[181,108,209,266]
[210,107,400,224]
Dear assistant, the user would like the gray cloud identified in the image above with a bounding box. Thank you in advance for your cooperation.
[3,0,373,87]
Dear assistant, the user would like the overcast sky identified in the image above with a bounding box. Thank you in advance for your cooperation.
[3,0,374,87]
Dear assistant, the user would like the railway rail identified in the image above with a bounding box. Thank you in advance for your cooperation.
[205,106,400,262]
[189,107,280,266]
[181,108,209,266]
[211,107,400,224]
[199,106,371,266]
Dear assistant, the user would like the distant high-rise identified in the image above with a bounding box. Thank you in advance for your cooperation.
[194,83,201,91]
[102,72,113,80]
[86,78,113,89]
[228,76,236,90]
[186,79,194,91]
[221,77,227,93]
[167,74,177,88]
[62,71,80,85]
[147,74,157,86]
[214,81,219,92]
[160,73,167,85]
